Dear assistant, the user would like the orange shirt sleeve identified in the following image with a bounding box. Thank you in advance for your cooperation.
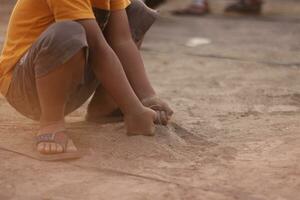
[46,0,95,21]
[92,0,131,11]
[110,0,131,10]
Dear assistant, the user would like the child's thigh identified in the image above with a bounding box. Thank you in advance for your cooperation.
[6,52,41,120]
[6,21,97,120]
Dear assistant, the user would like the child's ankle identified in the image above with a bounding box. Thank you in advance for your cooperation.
[39,119,65,135]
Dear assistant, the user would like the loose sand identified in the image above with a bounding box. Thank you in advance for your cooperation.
[0,0,300,199]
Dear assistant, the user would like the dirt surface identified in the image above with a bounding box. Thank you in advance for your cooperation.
[1,0,300,200]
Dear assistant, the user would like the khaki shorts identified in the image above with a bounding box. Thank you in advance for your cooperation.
[6,0,158,121]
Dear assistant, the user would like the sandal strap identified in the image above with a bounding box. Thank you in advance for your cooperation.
[36,131,68,152]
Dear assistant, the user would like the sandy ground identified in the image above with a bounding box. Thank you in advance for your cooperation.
[1,0,300,199]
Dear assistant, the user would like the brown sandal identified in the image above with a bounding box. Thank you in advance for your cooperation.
[36,131,83,161]
[36,131,68,153]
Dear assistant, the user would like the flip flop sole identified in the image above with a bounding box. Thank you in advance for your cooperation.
[34,150,86,161]
[0,146,87,161]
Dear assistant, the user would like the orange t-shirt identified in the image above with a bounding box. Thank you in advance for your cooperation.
[0,0,131,96]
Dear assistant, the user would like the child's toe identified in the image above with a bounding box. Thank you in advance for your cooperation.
[66,140,78,152]
[56,144,64,153]
[37,142,45,153]
[44,143,51,153]
[50,143,56,153]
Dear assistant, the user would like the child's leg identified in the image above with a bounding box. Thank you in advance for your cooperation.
[36,49,85,154]
[37,50,85,125]
[6,21,92,154]
[86,86,120,122]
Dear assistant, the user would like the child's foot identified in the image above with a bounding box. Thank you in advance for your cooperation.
[172,1,210,16]
[225,0,263,15]
[86,108,123,124]
[37,122,77,154]
[125,107,157,136]
[86,87,123,124]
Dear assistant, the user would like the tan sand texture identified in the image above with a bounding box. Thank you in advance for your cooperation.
[1,0,300,199]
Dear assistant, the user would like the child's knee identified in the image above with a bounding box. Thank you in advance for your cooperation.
[33,21,88,78]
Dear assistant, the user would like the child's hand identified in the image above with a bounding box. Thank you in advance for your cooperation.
[142,96,174,125]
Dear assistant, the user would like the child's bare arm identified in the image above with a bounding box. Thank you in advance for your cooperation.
[104,9,156,100]
[77,19,157,135]
[76,19,144,115]
[104,10,173,121]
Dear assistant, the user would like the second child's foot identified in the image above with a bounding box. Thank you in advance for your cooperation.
[125,108,157,136]
[225,0,263,15]
[172,1,210,16]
